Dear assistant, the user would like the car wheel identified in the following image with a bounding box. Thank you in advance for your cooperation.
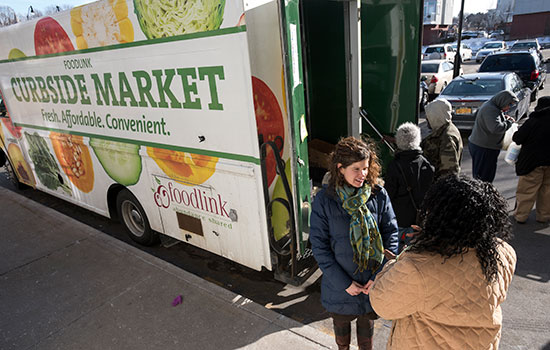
[116,189,159,246]
[531,88,538,102]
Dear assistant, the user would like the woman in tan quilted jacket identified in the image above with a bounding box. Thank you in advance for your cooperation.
[370,175,516,350]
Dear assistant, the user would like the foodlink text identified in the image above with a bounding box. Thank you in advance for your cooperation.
[63,58,93,70]
[10,65,225,111]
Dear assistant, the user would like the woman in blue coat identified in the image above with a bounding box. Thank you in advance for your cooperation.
[310,136,399,350]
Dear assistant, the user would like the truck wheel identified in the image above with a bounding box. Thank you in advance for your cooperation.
[116,189,158,245]
[4,158,25,190]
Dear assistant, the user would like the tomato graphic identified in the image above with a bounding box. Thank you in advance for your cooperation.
[252,76,284,187]
[1,118,22,139]
[34,17,74,55]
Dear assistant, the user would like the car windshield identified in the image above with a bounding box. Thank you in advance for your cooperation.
[479,54,536,72]
[482,43,502,49]
[421,63,439,73]
[512,42,535,49]
[425,47,444,53]
[441,78,504,96]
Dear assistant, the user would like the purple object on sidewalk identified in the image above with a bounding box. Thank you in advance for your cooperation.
[171,295,183,306]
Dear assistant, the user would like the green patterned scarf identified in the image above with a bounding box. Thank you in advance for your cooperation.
[336,184,384,273]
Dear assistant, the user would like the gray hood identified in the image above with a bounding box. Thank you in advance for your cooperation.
[490,90,519,110]
[425,99,452,130]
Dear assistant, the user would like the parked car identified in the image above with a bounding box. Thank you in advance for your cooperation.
[451,43,473,61]
[510,39,541,52]
[437,72,531,130]
[509,39,543,60]
[423,44,456,61]
[478,50,547,101]
[421,59,463,99]
[461,31,478,39]
[475,41,507,63]
[489,30,504,39]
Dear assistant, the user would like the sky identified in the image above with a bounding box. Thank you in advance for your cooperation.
[2,0,497,17]
[453,0,498,16]
[0,0,89,15]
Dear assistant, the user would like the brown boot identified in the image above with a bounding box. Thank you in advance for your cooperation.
[357,316,374,350]
[332,314,352,350]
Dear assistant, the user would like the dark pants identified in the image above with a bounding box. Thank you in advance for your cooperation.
[469,142,501,183]
[330,312,378,350]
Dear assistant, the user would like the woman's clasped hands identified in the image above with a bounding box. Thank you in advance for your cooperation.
[346,280,375,296]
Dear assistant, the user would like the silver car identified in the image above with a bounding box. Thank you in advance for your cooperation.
[475,41,507,63]
[436,72,531,130]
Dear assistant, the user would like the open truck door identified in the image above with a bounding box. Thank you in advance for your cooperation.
[266,0,364,285]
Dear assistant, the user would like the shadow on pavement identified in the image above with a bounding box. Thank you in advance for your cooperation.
[510,220,550,283]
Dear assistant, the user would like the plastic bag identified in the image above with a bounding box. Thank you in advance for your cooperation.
[502,122,518,150]
[505,142,521,165]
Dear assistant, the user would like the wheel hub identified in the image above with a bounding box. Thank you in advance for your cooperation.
[122,201,145,237]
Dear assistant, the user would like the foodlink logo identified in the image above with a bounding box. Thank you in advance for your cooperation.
[63,58,92,70]
[9,65,225,111]
[154,181,230,218]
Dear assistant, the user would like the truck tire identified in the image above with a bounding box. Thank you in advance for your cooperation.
[116,189,158,245]
[4,158,25,190]
[0,149,5,167]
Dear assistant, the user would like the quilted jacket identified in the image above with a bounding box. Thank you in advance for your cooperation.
[310,185,399,315]
[370,241,516,349]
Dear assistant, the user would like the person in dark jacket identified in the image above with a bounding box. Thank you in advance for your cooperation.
[512,96,550,223]
[385,122,434,251]
[310,136,399,350]
[468,90,518,182]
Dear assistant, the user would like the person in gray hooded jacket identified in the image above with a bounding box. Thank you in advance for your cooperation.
[468,90,518,183]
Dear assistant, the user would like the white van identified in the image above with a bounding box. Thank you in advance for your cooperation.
[423,44,456,61]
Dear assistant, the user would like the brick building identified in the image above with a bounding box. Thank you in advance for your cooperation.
[510,0,550,39]
[423,0,455,45]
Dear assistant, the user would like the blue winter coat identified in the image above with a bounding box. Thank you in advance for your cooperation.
[310,184,399,315]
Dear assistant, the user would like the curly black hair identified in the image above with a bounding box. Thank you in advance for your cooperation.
[410,175,512,282]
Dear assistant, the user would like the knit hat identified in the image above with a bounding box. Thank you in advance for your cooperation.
[395,122,421,151]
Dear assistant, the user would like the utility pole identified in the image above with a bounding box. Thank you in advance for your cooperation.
[453,0,465,78]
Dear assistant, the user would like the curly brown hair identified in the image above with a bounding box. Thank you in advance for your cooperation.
[328,136,381,189]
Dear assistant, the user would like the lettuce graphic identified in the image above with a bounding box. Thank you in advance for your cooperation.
[134,0,226,39]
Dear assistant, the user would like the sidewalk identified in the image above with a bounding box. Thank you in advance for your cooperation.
[0,186,335,350]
